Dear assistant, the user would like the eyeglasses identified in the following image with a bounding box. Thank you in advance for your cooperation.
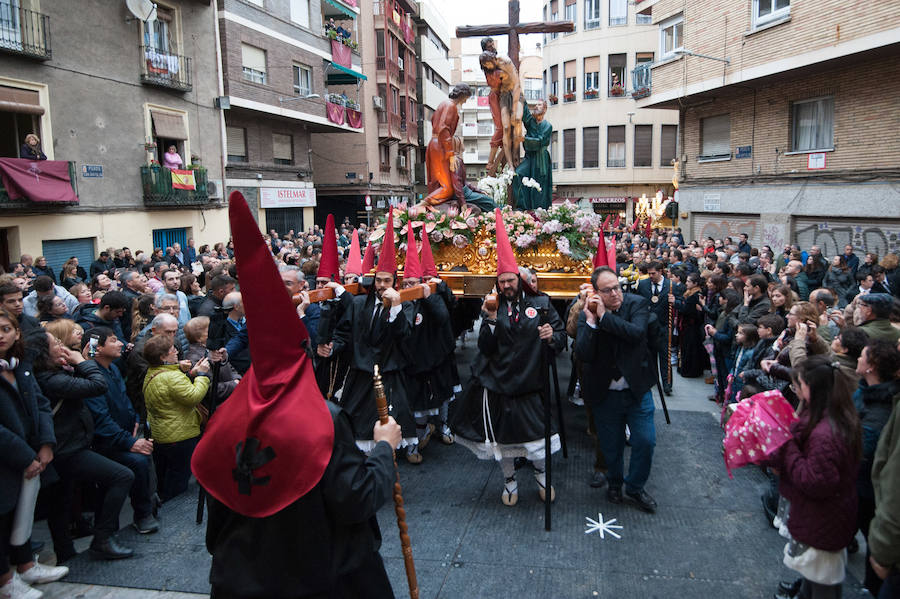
[597,286,622,295]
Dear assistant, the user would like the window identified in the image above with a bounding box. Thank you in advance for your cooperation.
[273,133,293,165]
[565,0,577,30]
[290,0,310,28]
[609,0,627,26]
[634,125,652,167]
[608,54,626,96]
[754,0,789,27]
[293,64,312,96]
[379,144,390,168]
[607,125,625,167]
[791,97,834,152]
[376,34,385,57]
[661,124,677,166]
[564,60,576,97]
[143,5,177,54]
[563,129,576,169]
[636,11,652,24]
[550,0,559,40]
[550,64,559,97]
[660,14,684,58]
[584,0,600,29]
[226,126,247,162]
[391,87,399,114]
[584,56,600,96]
[700,114,731,159]
[633,52,653,88]
[583,127,599,168]
[551,131,558,170]
[241,44,267,84]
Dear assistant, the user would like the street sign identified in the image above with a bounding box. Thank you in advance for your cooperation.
[807,153,826,170]
[82,165,103,178]
[736,146,752,159]
[365,194,372,206]
[703,193,721,212]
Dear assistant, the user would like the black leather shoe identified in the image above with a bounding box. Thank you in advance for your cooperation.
[626,489,658,513]
[775,578,802,598]
[590,471,607,489]
[89,536,134,560]
[664,387,673,396]
[134,515,160,534]
[606,486,623,504]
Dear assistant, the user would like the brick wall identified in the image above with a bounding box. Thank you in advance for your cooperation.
[680,55,900,181]
[224,110,313,180]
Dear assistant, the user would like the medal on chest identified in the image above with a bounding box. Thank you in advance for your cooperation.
[415,312,423,326]
[524,306,538,319]
[651,295,659,303]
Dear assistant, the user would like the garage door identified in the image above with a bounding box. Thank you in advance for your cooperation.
[691,213,761,248]
[794,218,900,258]
[152,228,187,253]
[42,237,95,279]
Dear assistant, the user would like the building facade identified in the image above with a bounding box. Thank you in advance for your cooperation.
[1,0,227,272]
[634,0,900,253]
[542,0,680,222]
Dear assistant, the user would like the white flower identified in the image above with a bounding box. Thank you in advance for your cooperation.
[521,177,542,192]
[556,237,571,255]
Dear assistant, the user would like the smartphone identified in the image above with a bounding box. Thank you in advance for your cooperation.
[88,333,100,358]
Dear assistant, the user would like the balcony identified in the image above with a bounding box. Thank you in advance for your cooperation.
[0,4,51,60]
[631,63,652,99]
[141,165,209,207]
[0,161,77,209]
[376,56,401,83]
[477,124,494,137]
[140,46,192,92]
[378,112,401,140]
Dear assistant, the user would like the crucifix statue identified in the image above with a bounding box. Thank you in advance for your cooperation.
[455,0,575,70]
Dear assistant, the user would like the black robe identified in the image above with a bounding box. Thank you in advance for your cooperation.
[331,293,416,445]
[676,290,709,378]
[314,291,353,400]
[206,402,395,599]
[450,291,565,450]
[402,283,457,415]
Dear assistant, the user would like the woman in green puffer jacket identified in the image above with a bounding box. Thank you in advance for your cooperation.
[142,335,210,502]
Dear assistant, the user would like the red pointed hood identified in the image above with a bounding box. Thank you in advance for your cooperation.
[402,224,423,280]
[419,228,438,278]
[191,191,334,518]
[317,214,340,281]
[361,240,376,274]
[344,229,362,276]
[593,230,609,268]
[494,208,518,275]
[376,207,397,275]
[644,219,653,239]
[601,215,611,231]
[613,214,621,229]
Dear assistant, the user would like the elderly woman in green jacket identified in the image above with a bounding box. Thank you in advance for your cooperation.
[142,334,210,502]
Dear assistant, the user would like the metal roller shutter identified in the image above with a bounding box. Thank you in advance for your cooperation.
[42,238,95,278]
[691,213,760,248]
[794,218,900,258]
[152,228,187,252]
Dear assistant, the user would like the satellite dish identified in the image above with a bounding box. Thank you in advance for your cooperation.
[126,0,157,22]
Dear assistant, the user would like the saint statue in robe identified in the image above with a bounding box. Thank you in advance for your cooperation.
[512,99,553,210]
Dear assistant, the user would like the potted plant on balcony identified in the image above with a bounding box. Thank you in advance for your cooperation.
[563,92,576,102]
[584,89,598,99]
[609,83,625,96]
[144,141,157,152]
[548,94,558,105]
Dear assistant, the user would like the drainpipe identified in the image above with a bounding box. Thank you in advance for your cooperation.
[212,1,228,212]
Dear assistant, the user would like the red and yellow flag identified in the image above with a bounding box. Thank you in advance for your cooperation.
[171,169,196,190]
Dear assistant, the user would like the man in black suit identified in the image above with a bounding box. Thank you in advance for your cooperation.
[575,266,658,513]
[635,261,674,394]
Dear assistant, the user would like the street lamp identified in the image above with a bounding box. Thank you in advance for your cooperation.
[278,93,322,104]
[673,49,730,65]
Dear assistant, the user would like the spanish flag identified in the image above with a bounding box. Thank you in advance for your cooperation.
[171,169,196,190]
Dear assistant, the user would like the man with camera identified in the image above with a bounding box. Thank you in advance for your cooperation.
[575,266,658,513]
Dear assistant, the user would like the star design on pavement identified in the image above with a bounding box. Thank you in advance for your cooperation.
[585,513,623,539]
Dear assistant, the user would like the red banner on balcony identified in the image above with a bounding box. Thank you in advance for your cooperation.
[331,39,352,68]
[171,169,196,190]
[326,101,346,125]
[0,158,77,204]
[346,108,363,129]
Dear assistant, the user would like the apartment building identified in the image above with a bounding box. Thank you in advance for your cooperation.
[634,0,900,253]
[542,0,680,222]
[414,0,451,197]
[0,0,226,271]
[218,0,365,233]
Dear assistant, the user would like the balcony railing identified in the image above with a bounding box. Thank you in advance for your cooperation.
[631,63,652,99]
[0,161,77,208]
[0,4,51,60]
[139,46,192,92]
[141,165,209,206]
[477,124,494,136]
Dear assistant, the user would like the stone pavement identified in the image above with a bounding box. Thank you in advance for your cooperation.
[33,331,870,599]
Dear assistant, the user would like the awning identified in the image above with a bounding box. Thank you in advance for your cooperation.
[326,61,367,85]
[323,0,358,18]
[0,85,44,115]
[150,110,187,140]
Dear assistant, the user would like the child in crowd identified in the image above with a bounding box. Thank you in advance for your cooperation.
[726,323,759,403]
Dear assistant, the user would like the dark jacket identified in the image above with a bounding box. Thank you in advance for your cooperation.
[332,293,413,375]
[76,308,126,344]
[35,361,107,456]
[772,414,860,551]
[90,258,114,279]
[84,362,139,453]
[575,293,654,402]
[19,144,46,160]
[853,379,900,460]
[185,343,240,401]
[31,265,56,283]
[206,402,395,598]
[823,268,855,308]
[635,277,673,325]
[737,295,772,325]
[0,361,55,514]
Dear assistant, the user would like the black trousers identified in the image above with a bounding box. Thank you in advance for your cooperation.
[99,449,154,521]
[47,448,134,546]
[155,436,199,502]
[0,510,33,576]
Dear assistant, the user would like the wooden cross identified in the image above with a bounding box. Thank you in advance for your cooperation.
[455,0,574,70]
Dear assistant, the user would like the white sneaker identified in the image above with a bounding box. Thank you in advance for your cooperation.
[0,575,43,599]
[18,560,68,585]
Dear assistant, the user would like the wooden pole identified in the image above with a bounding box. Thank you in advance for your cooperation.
[295,281,437,305]
[667,301,673,388]
[373,365,419,599]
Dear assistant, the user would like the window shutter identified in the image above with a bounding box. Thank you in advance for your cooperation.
[550,0,559,12]
[583,127,599,168]
[273,134,293,161]
[634,125,652,166]
[584,56,600,72]
[563,129,576,168]
[661,124,677,165]
[608,125,625,143]
[150,111,187,140]
[564,60,575,78]
[701,114,730,157]
[226,126,246,157]
[241,44,266,73]
[565,0,576,6]
[550,64,558,83]
[636,51,654,63]
[609,54,626,68]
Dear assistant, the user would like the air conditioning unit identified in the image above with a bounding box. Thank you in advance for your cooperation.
[373,95,385,110]
[207,179,223,200]
[398,57,404,69]
[396,155,407,168]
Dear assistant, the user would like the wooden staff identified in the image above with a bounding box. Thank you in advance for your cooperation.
[373,365,419,599]
[294,282,438,306]
[667,300,673,387]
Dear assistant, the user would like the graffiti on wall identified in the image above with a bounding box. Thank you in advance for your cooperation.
[795,222,900,257]
[697,219,759,244]
[762,224,787,252]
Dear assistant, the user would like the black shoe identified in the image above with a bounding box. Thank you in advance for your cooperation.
[71,515,94,539]
[775,579,802,598]
[664,386,673,396]
[513,457,531,471]
[590,471,607,489]
[55,545,78,564]
[626,489,658,513]
[89,536,134,560]
[606,486,623,504]
[133,515,160,534]
[761,494,777,528]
